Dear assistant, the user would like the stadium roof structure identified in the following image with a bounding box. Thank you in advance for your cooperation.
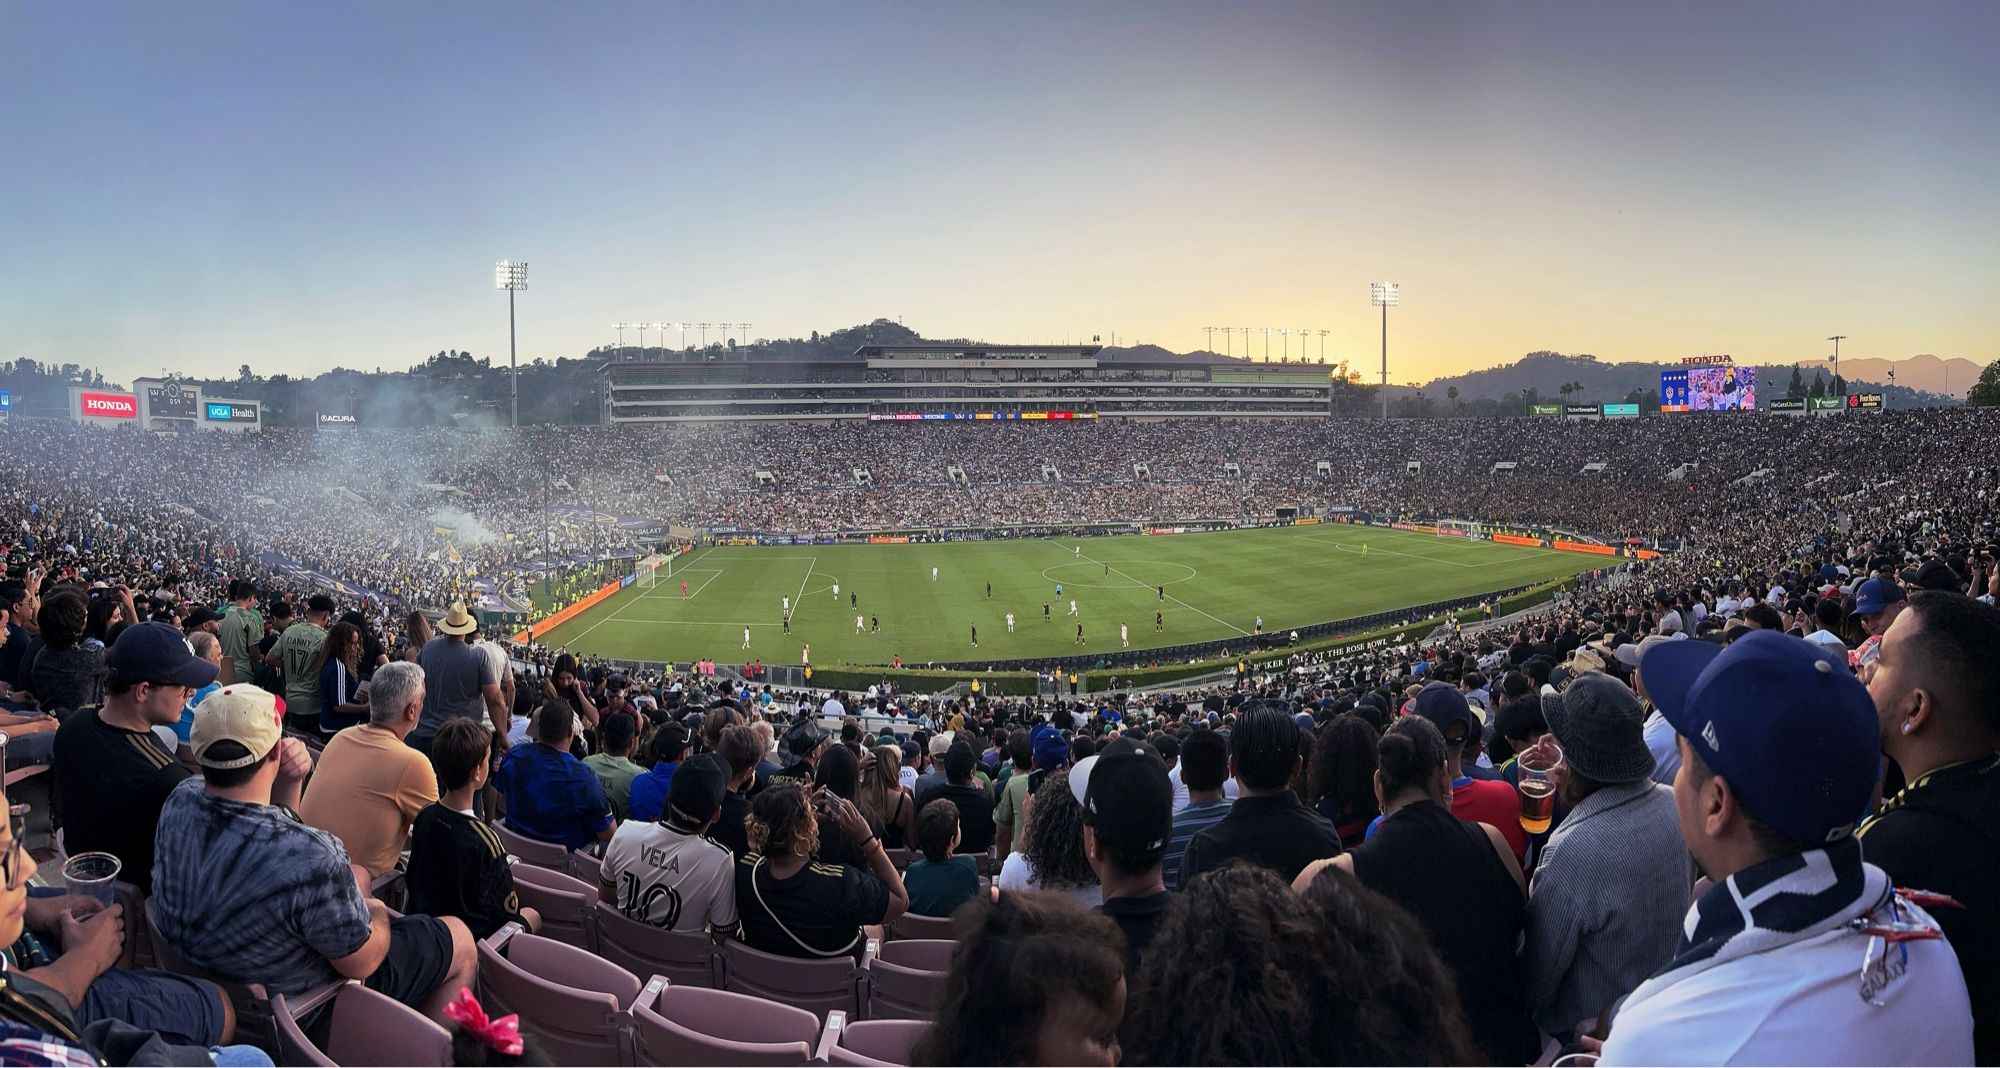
[851,343,1103,359]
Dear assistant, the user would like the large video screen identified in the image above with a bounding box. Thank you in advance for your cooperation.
[1660,366,1755,412]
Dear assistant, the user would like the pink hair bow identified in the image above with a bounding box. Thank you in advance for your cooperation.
[444,987,524,1056]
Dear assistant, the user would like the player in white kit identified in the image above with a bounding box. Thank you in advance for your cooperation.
[1005,612,1015,633]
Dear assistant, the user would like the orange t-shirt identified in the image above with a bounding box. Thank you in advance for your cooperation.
[299,724,439,876]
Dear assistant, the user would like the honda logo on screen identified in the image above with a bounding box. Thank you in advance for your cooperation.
[79,391,137,418]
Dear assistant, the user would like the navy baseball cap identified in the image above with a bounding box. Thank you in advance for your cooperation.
[1410,681,1479,737]
[107,621,219,689]
[1850,578,1905,618]
[1639,630,1877,845]
[1032,725,1069,770]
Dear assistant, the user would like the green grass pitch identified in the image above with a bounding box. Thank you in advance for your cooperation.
[531,524,1605,667]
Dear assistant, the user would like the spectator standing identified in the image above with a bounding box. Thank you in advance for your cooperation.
[1520,672,1689,1041]
[52,622,215,893]
[1077,739,1175,973]
[274,593,332,732]
[1299,716,1536,1064]
[1600,630,1974,1064]
[1179,703,1342,886]
[408,601,503,755]
[299,661,439,877]
[708,724,763,857]
[1162,728,1232,890]
[1410,680,1527,862]
[627,722,689,824]
[1857,592,2000,1062]
[217,578,261,685]
[314,620,369,734]
[914,742,996,855]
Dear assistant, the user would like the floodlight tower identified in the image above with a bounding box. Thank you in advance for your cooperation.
[1220,327,1234,356]
[495,260,527,426]
[1279,327,1291,360]
[1203,326,1215,352]
[1371,282,1399,420]
[1826,335,1847,394]
[1317,329,1330,360]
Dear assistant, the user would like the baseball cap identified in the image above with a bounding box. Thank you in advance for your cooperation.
[1900,559,1959,592]
[1071,738,1173,856]
[1640,630,1878,845]
[1613,633,1681,669]
[190,685,283,769]
[107,622,220,689]
[928,730,957,758]
[665,753,729,827]
[1851,578,1906,618]
[1032,725,1069,770]
[1410,681,1479,738]
[182,607,222,630]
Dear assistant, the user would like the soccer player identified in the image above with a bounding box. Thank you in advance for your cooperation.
[850,591,858,609]
[680,580,688,600]
[970,624,978,647]
[1074,545,1081,557]
[1158,585,1165,601]
[1068,599,1078,617]
[741,627,751,649]
[801,644,810,665]
[855,614,865,634]
[870,615,879,634]
[1055,583,1063,599]
[932,566,939,582]
[1075,623,1085,645]
[1104,562,1109,576]
[985,581,991,599]
[1254,615,1263,635]
[1120,623,1129,648]
[1005,612,1015,633]
[832,582,840,600]
[782,613,791,634]
[1043,602,1052,622]
[782,595,790,614]
[1155,610,1164,632]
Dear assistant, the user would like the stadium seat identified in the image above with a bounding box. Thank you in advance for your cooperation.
[721,939,868,1021]
[494,819,574,872]
[816,1010,929,1067]
[886,912,955,941]
[508,861,597,950]
[569,847,603,887]
[882,847,914,871]
[271,982,452,1067]
[628,976,819,1066]
[143,899,343,1055]
[859,939,948,1020]
[477,922,640,1067]
[590,901,722,988]
[368,868,408,914]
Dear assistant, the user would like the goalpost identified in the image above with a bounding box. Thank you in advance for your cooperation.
[636,552,670,589]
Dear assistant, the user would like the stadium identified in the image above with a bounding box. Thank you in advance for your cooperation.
[6,4,1997,1066]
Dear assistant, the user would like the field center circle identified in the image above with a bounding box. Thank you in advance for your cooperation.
[1039,561,1198,589]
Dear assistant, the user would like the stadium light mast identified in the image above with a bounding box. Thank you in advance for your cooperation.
[1279,327,1291,360]
[1203,326,1215,352]
[1371,282,1399,420]
[634,322,649,358]
[495,261,527,427]
[1220,327,1233,356]
[1317,329,1330,360]
[1826,335,1847,393]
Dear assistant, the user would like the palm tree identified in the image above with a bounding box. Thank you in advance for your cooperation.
[1558,383,1573,403]
[1447,385,1460,415]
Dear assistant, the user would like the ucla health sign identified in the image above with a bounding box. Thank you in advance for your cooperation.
[205,402,259,423]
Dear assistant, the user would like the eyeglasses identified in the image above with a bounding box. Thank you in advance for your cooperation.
[1,803,28,892]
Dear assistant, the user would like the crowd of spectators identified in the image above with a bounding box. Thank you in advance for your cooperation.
[0,407,1996,1064]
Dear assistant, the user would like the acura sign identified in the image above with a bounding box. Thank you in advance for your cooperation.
[316,412,358,429]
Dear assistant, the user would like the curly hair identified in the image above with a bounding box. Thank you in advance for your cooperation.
[745,779,819,859]
[1021,769,1097,890]
[910,891,1126,1067]
[1307,713,1379,817]
[1121,866,1320,1066]
[1294,865,1479,1065]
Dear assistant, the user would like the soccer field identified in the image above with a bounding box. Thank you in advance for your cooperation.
[532,524,1604,667]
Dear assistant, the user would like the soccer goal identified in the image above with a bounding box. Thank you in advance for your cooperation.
[636,553,670,589]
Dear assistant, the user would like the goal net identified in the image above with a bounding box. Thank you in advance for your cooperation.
[636,553,669,589]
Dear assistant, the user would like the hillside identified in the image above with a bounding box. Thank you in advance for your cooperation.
[1411,351,1963,409]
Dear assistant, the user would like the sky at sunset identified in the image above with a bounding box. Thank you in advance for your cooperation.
[2,1,1994,385]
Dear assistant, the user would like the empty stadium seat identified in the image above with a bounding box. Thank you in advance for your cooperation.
[886,911,955,941]
[271,982,452,1067]
[569,847,603,886]
[508,861,596,950]
[860,939,949,1020]
[816,1010,929,1067]
[494,819,574,871]
[590,900,722,988]
[628,977,820,1066]
[722,939,868,1021]
[477,922,640,1066]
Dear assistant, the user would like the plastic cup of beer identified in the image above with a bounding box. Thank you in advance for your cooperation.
[1517,745,1561,836]
[62,852,122,909]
